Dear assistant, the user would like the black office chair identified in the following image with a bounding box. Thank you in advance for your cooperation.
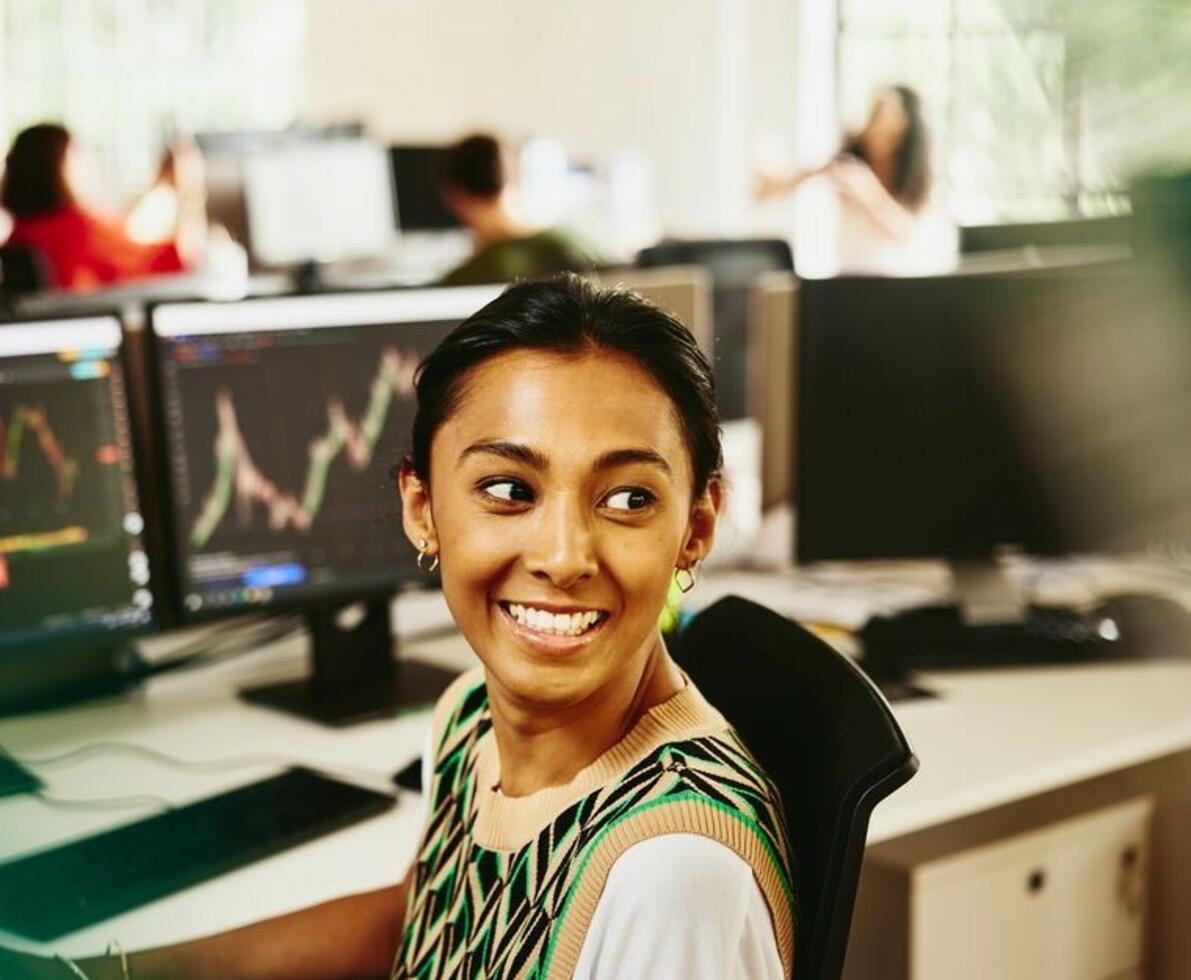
[673,595,918,980]
[635,238,794,421]
[0,244,50,297]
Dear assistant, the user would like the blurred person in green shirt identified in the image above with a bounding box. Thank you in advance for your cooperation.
[439,133,597,286]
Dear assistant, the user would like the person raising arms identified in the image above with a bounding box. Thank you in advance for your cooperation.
[758,84,954,274]
[2,123,208,292]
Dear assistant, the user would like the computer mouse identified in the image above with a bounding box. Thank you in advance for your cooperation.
[1091,593,1191,659]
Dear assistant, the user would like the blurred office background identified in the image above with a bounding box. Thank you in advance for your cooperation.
[2,3,1191,979]
[2,0,1189,240]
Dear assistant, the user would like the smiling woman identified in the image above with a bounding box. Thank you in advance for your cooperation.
[392,276,795,979]
[4,277,793,980]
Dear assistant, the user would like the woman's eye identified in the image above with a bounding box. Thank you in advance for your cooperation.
[603,487,655,512]
[480,480,533,504]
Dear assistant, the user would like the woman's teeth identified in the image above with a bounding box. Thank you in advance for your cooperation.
[506,604,601,637]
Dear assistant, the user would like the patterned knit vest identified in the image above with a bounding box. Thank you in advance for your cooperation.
[391,669,796,979]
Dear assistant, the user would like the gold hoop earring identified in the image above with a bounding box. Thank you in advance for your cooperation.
[416,540,439,574]
[675,564,698,594]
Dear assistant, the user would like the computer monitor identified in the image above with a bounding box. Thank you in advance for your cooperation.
[796,267,1191,605]
[0,314,155,713]
[241,137,398,268]
[389,145,463,233]
[148,285,503,724]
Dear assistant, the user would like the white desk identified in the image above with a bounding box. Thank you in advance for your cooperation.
[2,582,1190,974]
[0,600,475,959]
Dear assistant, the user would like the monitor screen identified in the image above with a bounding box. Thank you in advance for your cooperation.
[795,269,1191,563]
[0,316,153,650]
[149,286,503,620]
[389,145,462,232]
[242,138,398,266]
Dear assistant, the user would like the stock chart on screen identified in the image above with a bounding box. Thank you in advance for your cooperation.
[0,317,152,645]
[152,289,497,616]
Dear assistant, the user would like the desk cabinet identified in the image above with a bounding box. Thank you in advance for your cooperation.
[845,797,1152,980]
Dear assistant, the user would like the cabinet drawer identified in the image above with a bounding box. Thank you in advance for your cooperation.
[912,797,1151,980]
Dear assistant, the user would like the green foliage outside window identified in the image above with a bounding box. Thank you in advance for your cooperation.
[840,0,1191,222]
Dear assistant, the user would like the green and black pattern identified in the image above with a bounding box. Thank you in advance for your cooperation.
[391,678,795,980]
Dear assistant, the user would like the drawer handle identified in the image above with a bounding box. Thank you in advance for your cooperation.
[1026,868,1047,895]
[1119,844,1145,917]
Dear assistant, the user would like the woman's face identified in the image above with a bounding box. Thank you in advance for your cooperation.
[401,348,717,711]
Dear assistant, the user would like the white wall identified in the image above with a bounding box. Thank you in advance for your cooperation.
[302,0,800,237]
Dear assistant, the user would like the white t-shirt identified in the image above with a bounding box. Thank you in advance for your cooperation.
[573,834,784,980]
[412,744,785,979]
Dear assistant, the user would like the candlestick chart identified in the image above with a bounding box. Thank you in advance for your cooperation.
[162,320,454,598]
[189,346,417,548]
[0,369,125,555]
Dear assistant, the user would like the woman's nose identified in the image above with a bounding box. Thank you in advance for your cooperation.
[522,494,598,589]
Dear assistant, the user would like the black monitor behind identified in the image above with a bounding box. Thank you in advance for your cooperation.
[148,287,501,726]
[795,268,1191,681]
[389,145,462,233]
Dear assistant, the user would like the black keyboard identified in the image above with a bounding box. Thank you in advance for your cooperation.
[0,767,396,941]
[860,603,1123,679]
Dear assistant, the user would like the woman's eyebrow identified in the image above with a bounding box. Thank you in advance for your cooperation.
[459,440,549,470]
[594,448,672,475]
[458,442,671,476]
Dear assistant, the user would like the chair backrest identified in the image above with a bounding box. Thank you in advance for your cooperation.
[635,239,794,421]
[673,595,918,980]
[0,244,50,296]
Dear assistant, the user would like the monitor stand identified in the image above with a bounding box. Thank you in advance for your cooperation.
[239,595,458,727]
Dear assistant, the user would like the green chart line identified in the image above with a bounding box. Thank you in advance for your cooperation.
[190,347,417,548]
[0,405,80,499]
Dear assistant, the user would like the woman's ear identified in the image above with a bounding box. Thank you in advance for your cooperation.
[397,459,437,555]
[679,478,722,569]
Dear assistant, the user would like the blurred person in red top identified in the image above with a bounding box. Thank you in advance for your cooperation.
[1,123,208,291]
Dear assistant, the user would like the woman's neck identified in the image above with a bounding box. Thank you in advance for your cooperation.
[486,637,685,798]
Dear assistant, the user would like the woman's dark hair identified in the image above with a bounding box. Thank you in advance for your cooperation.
[439,133,505,199]
[410,274,722,495]
[1,123,74,218]
[843,84,931,211]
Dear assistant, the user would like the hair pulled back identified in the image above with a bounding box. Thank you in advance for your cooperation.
[409,274,722,495]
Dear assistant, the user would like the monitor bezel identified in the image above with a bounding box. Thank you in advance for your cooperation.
[145,285,503,625]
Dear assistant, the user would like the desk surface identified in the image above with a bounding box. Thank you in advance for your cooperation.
[3,579,1191,957]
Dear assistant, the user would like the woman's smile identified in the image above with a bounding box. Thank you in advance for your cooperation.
[496,599,611,654]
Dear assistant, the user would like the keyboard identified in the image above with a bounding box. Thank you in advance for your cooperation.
[0,766,396,941]
[860,603,1123,678]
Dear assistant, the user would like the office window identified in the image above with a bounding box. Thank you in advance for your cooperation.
[0,0,306,205]
[839,0,1191,223]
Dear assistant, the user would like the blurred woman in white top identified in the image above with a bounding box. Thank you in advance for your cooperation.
[758,85,957,277]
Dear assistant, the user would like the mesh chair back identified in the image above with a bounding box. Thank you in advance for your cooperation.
[636,239,794,420]
[674,595,917,980]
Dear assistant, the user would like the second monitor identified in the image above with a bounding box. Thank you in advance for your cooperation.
[149,285,503,725]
